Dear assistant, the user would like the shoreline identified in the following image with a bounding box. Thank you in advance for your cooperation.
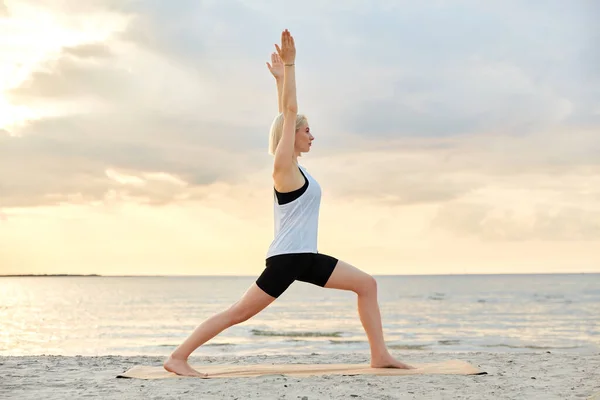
[2,351,599,399]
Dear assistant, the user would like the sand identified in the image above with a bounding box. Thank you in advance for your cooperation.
[1,351,599,399]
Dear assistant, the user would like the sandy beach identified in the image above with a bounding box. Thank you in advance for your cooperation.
[2,351,599,399]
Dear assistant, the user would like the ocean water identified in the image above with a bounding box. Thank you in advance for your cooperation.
[1,274,598,357]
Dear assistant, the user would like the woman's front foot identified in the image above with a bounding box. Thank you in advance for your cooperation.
[370,352,415,369]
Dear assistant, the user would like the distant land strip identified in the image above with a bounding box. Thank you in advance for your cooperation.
[0,274,102,277]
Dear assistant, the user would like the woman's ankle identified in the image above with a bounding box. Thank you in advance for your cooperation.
[169,351,189,361]
[370,348,390,360]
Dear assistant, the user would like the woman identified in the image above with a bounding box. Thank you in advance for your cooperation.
[164,29,413,377]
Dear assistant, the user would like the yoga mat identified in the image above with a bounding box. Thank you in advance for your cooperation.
[117,359,486,379]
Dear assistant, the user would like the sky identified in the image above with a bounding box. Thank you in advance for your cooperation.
[0,0,598,276]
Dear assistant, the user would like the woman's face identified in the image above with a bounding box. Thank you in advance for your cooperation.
[295,123,314,153]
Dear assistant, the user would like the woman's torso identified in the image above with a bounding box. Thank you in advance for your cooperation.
[266,164,322,258]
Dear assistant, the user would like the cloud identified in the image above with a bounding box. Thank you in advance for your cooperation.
[8,48,124,102]
[309,125,600,200]
[0,1,8,17]
[116,0,282,82]
[0,112,270,207]
[307,143,483,206]
[320,2,595,139]
[15,0,125,15]
[341,60,573,138]
[8,34,276,124]
[112,0,597,137]
[1,0,598,220]
[433,202,600,241]
[427,153,600,241]
[2,29,277,208]
[62,42,113,59]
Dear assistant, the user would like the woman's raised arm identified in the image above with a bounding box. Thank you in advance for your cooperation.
[273,29,298,172]
[266,52,284,113]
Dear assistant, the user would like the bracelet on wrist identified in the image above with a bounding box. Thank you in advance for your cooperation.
[285,63,295,67]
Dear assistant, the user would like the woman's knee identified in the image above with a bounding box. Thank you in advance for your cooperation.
[356,274,377,296]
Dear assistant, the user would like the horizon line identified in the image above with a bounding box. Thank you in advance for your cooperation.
[1,272,598,278]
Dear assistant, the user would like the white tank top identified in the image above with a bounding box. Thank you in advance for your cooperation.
[266,164,321,258]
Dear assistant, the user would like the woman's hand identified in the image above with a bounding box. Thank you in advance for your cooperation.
[275,29,296,65]
[266,52,284,80]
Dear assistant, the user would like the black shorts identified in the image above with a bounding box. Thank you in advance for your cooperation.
[256,252,339,298]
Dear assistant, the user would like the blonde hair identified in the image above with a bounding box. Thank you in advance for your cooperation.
[268,113,308,155]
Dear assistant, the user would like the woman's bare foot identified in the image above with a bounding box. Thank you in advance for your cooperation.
[370,353,415,369]
[163,355,208,378]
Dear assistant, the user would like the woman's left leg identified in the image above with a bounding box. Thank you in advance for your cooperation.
[323,259,413,369]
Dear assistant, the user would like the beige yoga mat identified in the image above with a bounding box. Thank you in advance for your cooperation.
[117,360,486,379]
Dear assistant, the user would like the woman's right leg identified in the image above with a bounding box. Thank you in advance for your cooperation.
[164,282,276,377]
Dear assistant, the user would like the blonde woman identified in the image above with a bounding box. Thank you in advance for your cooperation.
[164,29,413,377]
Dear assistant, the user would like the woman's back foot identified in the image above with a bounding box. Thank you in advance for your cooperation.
[163,356,208,378]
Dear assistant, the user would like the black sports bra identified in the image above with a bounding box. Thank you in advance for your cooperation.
[274,167,308,205]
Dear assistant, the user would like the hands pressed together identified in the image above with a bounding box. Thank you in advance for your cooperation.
[266,29,296,80]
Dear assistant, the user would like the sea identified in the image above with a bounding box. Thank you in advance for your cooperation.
[1,274,598,357]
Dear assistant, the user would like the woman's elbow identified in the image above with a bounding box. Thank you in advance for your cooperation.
[284,104,298,114]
